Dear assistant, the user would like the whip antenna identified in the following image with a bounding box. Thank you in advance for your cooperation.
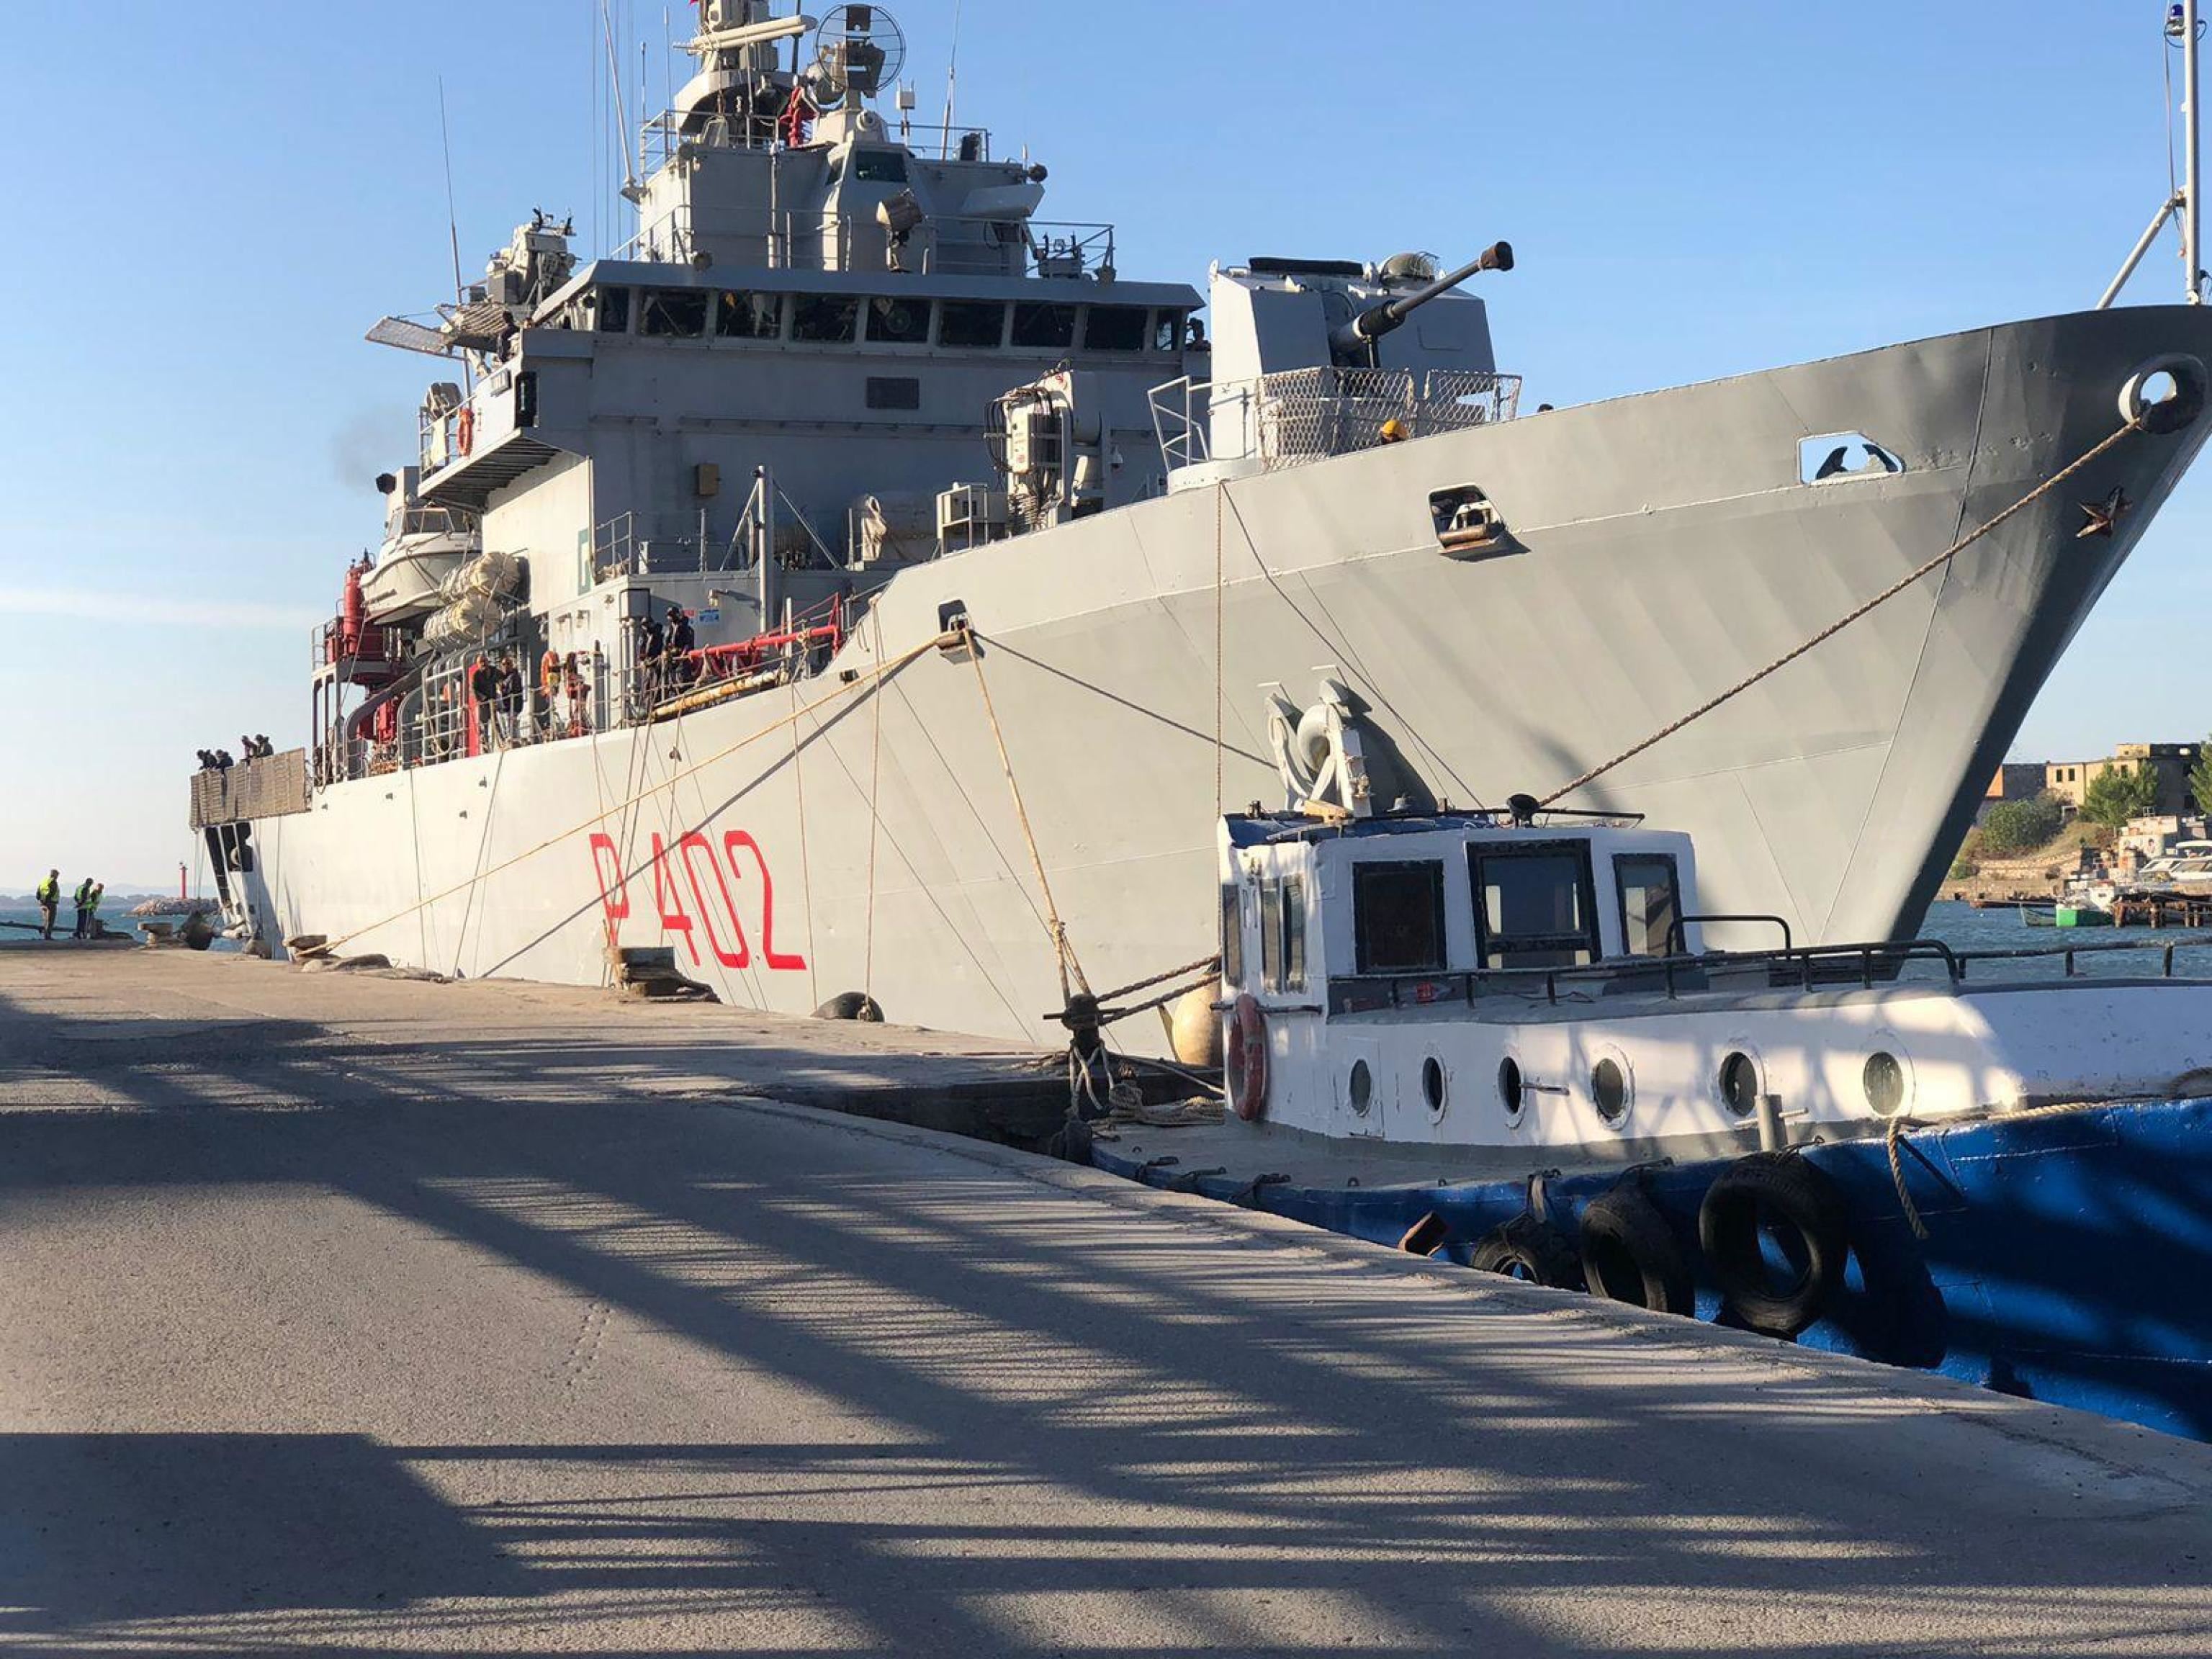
[939,0,963,158]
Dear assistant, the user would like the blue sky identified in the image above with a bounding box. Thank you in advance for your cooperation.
[4,1,2208,886]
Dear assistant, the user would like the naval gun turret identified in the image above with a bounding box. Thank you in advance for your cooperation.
[1328,241,1513,367]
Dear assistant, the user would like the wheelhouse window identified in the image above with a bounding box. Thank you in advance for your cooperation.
[793,295,861,343]
[865,295,931,343]
[640,289,709,338]
[591,287,631,334]
[851,148,910,184]
[1082,306,1149,353]
[938,300,1007,349]
[1220,884,1243,987]
[1614,853,1682,959]
[1352,860,1447,974]
[716,290,783,338]
[1257,875,1308,994]
[1012,302,1077,349]
[1152,310,1187,353]
[1471,844,1599,971]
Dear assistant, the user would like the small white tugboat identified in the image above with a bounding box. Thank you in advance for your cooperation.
[1093,800,2212,1440]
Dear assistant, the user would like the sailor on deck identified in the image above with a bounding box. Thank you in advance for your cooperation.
[35,870,59,940]
[71,878,92,940]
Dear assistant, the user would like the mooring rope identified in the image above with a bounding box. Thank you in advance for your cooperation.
[1541,413,2149,807]
[1884,1097,2118,1241]
[862,606,887,1002]
[1215,480,1226,817]
[317,630,958,957]
[962,625,1091,1002]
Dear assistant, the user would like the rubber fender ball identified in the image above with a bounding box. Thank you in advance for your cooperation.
[1577,1183,1694,1316]
[1171,984,1223,1069]
[1696,1151,1851,1338]
[1467,1213,1584,1290]
[813,991,885,1022]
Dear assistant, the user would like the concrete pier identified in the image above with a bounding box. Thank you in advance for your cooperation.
[4,951,2212,1654]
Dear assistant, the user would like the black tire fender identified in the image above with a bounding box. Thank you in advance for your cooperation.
[1697,1151,1850,1337]
[1468,1212,1584,1291]
[1578,1182,1694,1316]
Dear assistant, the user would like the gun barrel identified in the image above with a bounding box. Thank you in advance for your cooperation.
[1330,241,1514,357]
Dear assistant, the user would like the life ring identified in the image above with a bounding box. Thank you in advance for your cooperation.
[1697,1151,1849,1336]
[456,406,476,457]
[1225,993,1268,1122]
[1468,1212,1583,1290]
[1578,1182,1693,1315]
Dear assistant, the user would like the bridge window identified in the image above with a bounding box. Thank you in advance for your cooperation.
[716,291,783,339]
[851,149,910,184]
[1614,853,1681,959]
[1083,306,1149,353]
[1353,860,1447,974]
[1220,884,1243,986]
[1012,302,1077,349]
[1472,844,1597,971]
[641,289,709,338]
[793,295,861,343]
[866,295,931,343]
[939,300,1007,349]
[590,287,631,334]
[1153,310,1188,353]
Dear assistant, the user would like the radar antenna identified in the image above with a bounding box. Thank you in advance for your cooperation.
[807,4,906,108]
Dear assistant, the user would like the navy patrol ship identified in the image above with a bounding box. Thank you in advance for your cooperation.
[192,1,2212,1048]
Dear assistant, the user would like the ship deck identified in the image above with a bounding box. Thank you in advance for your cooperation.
[4,948,2211,1652]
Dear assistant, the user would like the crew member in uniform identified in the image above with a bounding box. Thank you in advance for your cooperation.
[35,869,60,940]
[71,877,92,940]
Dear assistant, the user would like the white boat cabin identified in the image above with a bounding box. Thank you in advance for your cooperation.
[1218,809,2212,1168]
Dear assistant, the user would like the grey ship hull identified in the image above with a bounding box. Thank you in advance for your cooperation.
[232,307,2212,1043]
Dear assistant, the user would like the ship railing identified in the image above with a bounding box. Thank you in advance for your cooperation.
[621,592,849,724]
[639,111,997,175]
[1150,367,1523,475]
[590,513,639,583]
[613,202,1115,279]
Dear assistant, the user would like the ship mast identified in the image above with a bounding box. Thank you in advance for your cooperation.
[2188,0,2203,302]
[2100,1,2207,306]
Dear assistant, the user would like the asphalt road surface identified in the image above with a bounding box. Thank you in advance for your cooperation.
[4,950,2211,1655]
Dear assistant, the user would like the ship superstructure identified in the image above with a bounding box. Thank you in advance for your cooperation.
[194,1,2212,1050]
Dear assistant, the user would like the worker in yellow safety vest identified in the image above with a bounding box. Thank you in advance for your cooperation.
[35,870,60,940]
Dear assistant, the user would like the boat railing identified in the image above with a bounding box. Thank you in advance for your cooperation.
[624,592,848,724]
[639,112,997,176]
[1151,367,1523,475]
[613,202,1116,279]
[1321,933,2212,1015]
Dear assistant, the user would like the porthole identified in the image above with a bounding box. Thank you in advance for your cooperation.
[1863,1051,1907,1118]
[1590,1047,1634,1128]
[1497,1056,1524,1123]
[1421,1056,1447,1120]
[1348,1058,1374,1117]
[1718,1049,1761,1118]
